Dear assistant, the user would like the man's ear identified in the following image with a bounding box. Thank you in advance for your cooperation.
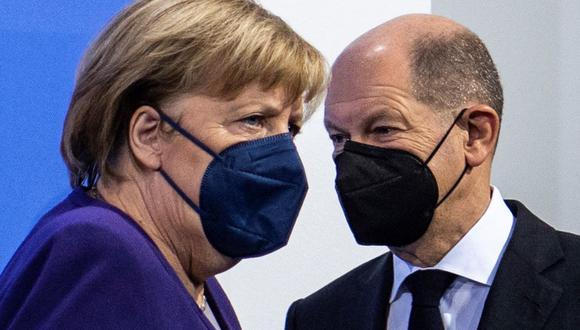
[128,105,163,171]
[462,104,500,168]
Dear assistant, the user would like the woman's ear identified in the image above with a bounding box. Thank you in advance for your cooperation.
[128,105,163,171]
[462,104,501,168]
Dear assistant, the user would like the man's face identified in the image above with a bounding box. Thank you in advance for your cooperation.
[324,44,466,201]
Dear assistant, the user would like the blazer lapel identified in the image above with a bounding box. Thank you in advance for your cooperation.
[205,277,242,330]
[478,200,564,330]
[350,253,394,330]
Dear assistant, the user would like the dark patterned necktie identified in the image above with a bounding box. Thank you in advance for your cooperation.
[404,270,457,330]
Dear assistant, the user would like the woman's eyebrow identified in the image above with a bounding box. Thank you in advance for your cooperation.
[228,102,281,117]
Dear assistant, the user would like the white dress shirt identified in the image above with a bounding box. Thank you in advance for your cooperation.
[387,187,515,330]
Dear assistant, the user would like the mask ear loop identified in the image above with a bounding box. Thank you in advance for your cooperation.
[424,108,468,165]
[160,169,207,217]
[153,108,221,160]
[436,164,469,207]
[143,104,217,217]
[422,108,470,207]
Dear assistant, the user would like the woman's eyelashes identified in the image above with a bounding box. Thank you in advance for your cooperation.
[238,114,301,136]
[241,114,265,129]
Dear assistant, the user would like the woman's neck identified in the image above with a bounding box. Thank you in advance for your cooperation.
[95,179,206,307]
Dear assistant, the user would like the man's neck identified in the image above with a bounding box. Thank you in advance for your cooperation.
[391,184,493,267]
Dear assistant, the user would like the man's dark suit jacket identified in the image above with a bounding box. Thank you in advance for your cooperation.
[286,200,580,329]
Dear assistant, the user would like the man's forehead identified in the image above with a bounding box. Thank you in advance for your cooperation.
[326,46,412,107]
[326,13,466,103]
[353,14,463,46]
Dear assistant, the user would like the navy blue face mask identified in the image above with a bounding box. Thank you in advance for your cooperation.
[155,109,308,258]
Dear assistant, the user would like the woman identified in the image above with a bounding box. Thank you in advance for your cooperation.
[0,0,326,328]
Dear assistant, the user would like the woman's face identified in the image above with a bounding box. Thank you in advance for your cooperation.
[143,83,304,276]
[160,82,303,206]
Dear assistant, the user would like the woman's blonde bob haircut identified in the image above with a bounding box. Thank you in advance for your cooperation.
[61,0,327,188]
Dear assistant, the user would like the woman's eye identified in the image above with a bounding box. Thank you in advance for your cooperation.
[241,115,264,128]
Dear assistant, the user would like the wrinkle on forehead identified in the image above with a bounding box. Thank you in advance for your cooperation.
[326,45,412,104]
[326,84,412,107]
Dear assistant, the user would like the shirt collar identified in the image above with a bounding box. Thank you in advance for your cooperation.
[389,186,515,303]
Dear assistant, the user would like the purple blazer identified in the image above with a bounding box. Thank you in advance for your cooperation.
[0,189,242,330]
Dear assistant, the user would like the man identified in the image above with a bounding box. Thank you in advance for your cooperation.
[286,14,580,330]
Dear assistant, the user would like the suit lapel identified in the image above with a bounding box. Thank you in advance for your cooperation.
[205,277,242,330]
[350,253,394,330]
[478,200,564,330]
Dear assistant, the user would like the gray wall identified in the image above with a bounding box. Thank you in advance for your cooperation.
[433,0,580,232]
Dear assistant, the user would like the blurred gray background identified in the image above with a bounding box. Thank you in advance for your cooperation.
[433,0,580,232]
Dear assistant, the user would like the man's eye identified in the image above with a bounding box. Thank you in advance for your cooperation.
[242,115,264,127]
[329,134,348,144]
[372,126,392,134]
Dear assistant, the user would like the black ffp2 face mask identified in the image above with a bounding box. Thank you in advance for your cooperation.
[334,109,468,247]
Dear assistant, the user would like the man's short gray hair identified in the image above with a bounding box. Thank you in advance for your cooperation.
[410,29,503,119]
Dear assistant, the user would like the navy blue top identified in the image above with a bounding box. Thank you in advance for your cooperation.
[0,189,241,330]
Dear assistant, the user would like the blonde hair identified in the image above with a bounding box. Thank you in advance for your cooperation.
[61,0,327,188]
